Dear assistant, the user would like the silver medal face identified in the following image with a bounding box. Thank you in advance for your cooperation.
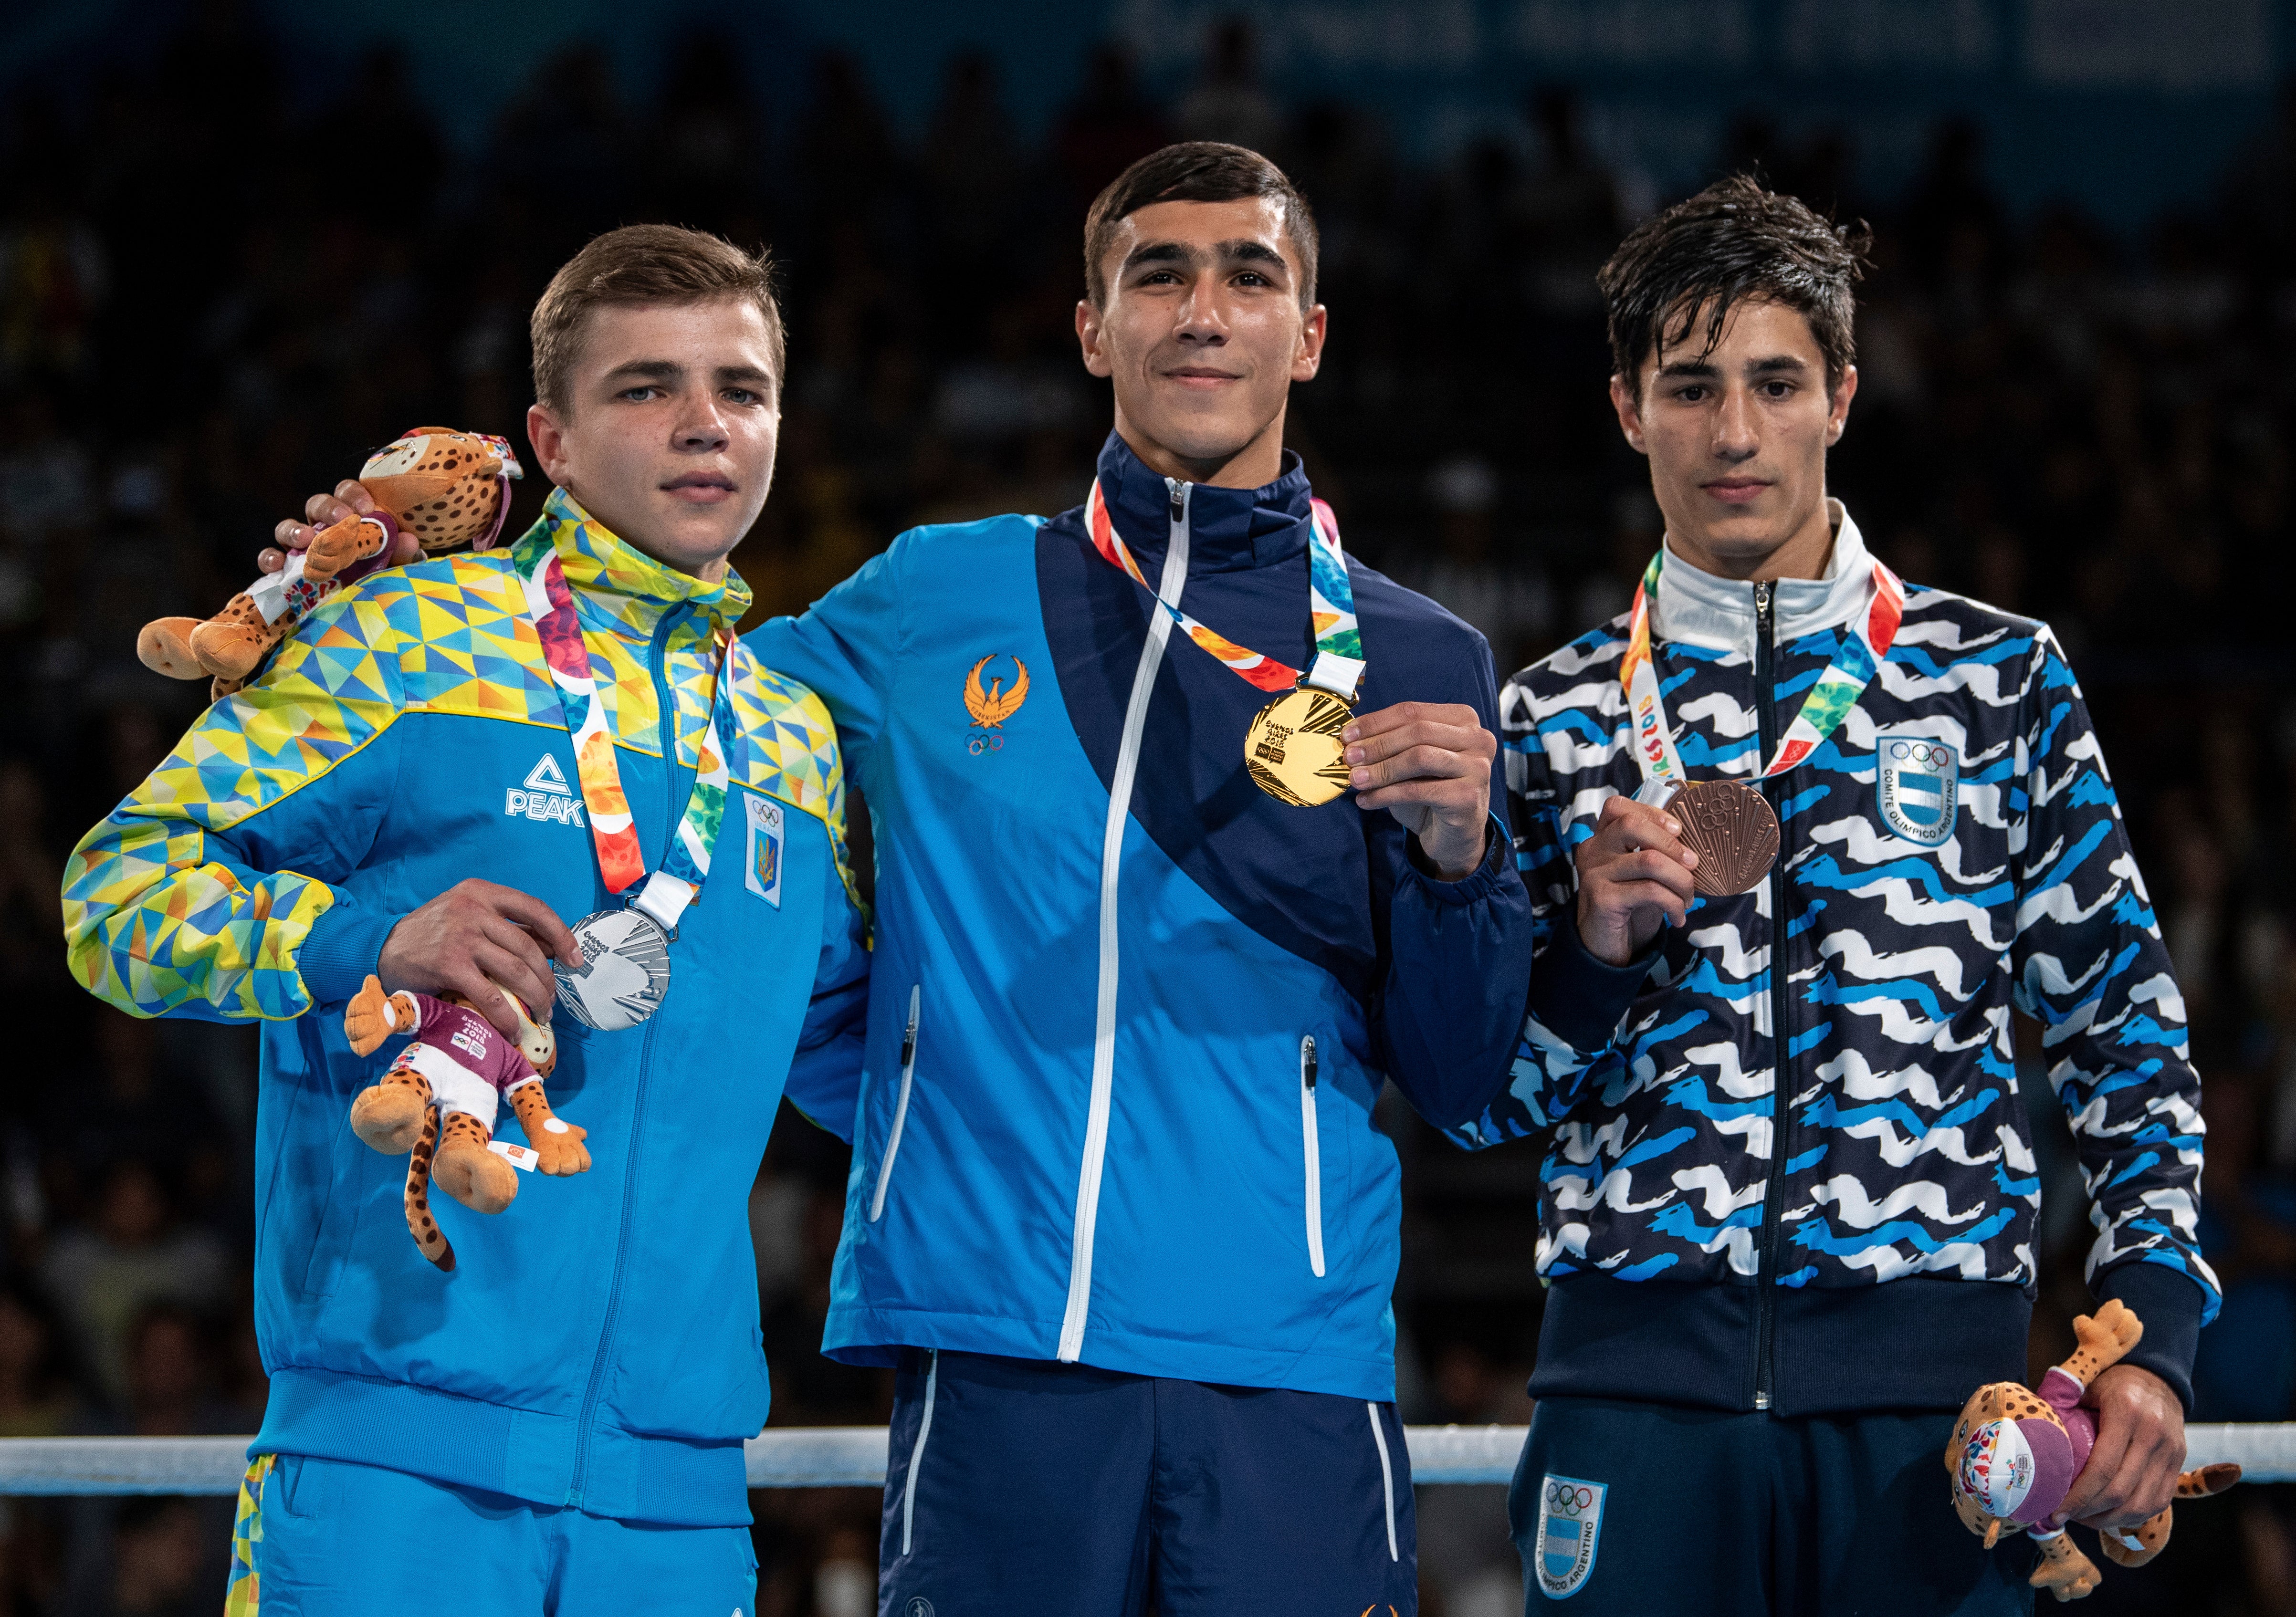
[554,907,673,1031]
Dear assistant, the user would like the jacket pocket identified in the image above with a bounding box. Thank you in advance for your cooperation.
[870,984,922,1223]
[1300,1035,1325,1279]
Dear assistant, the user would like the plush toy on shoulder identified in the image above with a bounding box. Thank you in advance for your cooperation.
[1946,1298,2240,1601]
[342,976,590,1272]
[136,427,522,700]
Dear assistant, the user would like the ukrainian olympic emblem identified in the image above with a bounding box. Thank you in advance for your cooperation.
[962,655,1029,755]
[1532,1473,1606,1598]
[1876,731,1959,847]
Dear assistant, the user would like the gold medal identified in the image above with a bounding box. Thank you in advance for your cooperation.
[1245,686,1354,806]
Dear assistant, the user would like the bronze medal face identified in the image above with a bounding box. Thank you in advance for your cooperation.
[1245,687,1354,806]
[1670,780,1781,897]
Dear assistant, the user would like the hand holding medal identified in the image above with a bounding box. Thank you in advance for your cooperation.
[1085,478,1497,867]
[1584,542,1904,956]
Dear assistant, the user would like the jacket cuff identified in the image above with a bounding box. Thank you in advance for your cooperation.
[295,893,401,1008]
[1404,813,1511,905]
[1524,917,1659,1056]
[2096,1261,2207,1413]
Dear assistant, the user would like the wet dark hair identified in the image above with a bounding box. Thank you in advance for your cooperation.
[1598,174,1872,401]
[1082,141,1320,310]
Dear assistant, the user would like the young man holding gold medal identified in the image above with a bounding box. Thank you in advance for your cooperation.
[64,227,867,1613]
[1465,177,2219,1612]
[746,143,1573,1612]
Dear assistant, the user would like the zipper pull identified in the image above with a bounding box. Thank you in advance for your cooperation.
[1168,481,1186,524]
[1302,1036,1318,1091]
[1754,580,1773,636]
[900,994,919,1070]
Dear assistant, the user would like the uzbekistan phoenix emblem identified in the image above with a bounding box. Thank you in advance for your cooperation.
[963,655,1029,753]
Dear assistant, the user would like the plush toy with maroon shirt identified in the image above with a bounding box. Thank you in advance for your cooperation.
[342,974,590,1271]
[1945,1298,2241,1600]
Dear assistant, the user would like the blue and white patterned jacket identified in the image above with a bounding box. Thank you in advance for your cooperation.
[1475,505,2219,1417]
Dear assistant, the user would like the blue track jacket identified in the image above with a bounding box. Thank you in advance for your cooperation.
[750,434,1566,1400]
[64,496,869,1525]
[1472,507,2219,1416]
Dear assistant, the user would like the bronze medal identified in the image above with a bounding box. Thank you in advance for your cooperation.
[1668,780,1781,897]
[1245,687,1354,806]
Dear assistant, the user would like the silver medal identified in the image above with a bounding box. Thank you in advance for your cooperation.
[554,906,674,1031]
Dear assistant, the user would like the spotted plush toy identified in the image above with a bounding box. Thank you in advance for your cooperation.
[136,426,522,699]
[342,975,590,1272]
[1945,1298,2241,1601]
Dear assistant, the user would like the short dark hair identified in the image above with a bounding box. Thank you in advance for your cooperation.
[531,225,786,414]
[1082,142,1320,310]
[1598,175,1871,401]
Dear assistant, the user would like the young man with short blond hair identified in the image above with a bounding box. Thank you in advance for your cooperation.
[66,224,865,1614]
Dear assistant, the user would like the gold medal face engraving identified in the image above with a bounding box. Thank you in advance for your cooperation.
[1245,687,1354,806]
[1670,780,1782,897]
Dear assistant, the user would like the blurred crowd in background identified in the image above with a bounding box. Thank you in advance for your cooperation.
[2,1,2296,1612]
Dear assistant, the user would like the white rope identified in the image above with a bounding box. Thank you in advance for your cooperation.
[0,1424,2288,1493]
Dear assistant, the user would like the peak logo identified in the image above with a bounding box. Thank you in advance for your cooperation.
[505,755,586,827]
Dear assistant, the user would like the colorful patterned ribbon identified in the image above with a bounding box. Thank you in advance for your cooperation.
[516,539,737,934]
[1621,544,1905,792]
[1085,477,1365,700]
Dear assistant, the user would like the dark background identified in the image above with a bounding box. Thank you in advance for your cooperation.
[3,1,2296,1612]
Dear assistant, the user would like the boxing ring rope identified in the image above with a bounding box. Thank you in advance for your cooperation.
[0,1424,2290,1495]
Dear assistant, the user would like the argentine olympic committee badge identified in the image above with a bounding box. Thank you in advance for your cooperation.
[1876,731,1960,847]
[1533,1473,1606,1598]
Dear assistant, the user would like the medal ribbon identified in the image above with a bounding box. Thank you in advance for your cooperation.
[1621,545,1905,792]
[517,542,737,935]
[1085,477,1364,699]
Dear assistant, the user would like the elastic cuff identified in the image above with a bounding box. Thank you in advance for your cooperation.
[1405,812,1512,905]
[2096,1261,2207,1413]
[295,895,403,1008]
[1523,918,1659,1055]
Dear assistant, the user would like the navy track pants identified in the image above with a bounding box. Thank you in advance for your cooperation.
[1512,1396,2036,1614]
[876,1349,1417,1617]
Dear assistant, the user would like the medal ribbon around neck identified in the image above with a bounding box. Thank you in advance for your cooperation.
[516,541,736,936]
[1084,477,1364,700]
[1621,544,1905,794]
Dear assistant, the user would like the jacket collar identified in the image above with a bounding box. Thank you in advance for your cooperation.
[1091,431,1313,576]
[1653,499,1872,657]
[534,485,753,642]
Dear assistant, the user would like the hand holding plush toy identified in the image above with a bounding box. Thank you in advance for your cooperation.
[1945,1299,2240,1601]
[137,427,522,699]
[343,975,590,1272]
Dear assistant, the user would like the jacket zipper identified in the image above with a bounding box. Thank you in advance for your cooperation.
[870,985,922,1222]
[567,604,685,1505]
[1751,582,1792,1413]
[1059,479,1191,1362]
[1300,1035,1325,1278]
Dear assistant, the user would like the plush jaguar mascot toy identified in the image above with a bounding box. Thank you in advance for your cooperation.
[343,976,590,1271]
[136,426,522,699]
[1945,1299,2241,1601]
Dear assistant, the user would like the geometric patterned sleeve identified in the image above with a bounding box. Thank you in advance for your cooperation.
[61,584,409,1023]
[2008,629,2221,1329]
[1446,664,1650,1150]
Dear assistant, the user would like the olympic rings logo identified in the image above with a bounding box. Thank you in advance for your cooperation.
[1886,739,1952,767]
[1546,1481,1595,1515]
[966,732,1005,755]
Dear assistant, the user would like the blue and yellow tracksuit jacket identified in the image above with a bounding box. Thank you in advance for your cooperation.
[750,433,1573,1401]
[63,491,868,1526]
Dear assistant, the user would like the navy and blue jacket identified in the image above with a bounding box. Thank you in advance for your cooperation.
[1468,506,2220,1417]
[749,433,1549,1400]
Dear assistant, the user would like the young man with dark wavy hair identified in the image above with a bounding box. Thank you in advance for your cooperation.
[1464,175,2217,1613]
